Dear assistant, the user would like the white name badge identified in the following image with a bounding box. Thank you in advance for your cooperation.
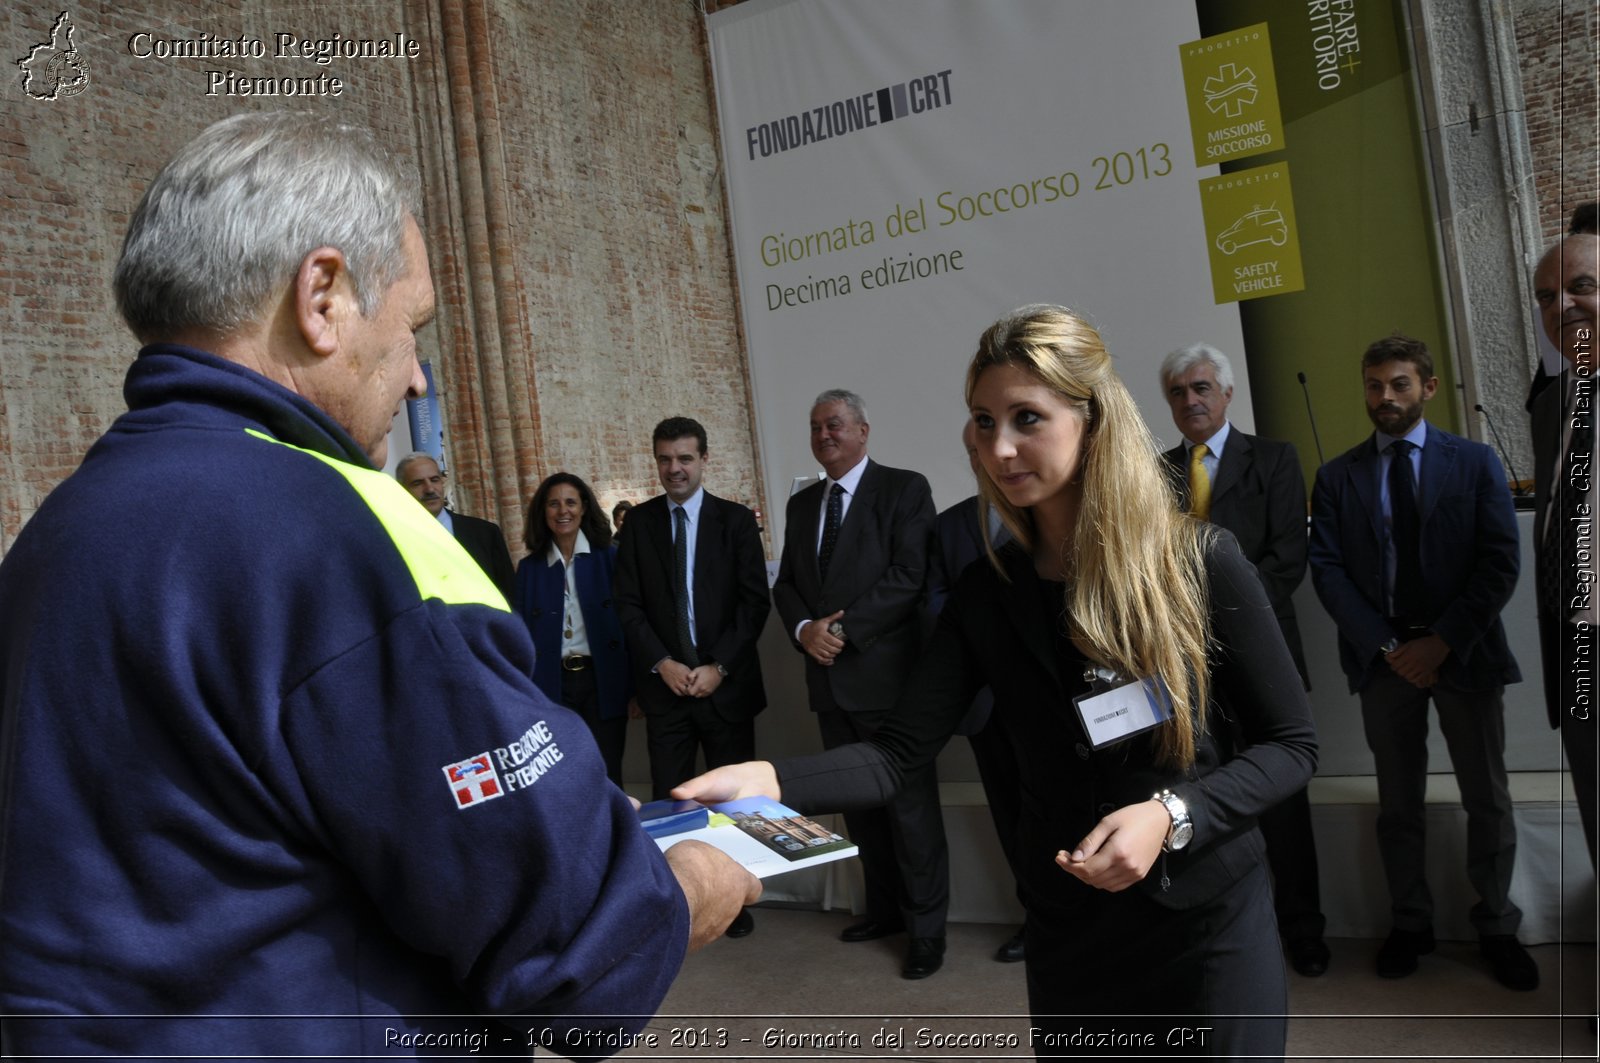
[1072,674,1175,749]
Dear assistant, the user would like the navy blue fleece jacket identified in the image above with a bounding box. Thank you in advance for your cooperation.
[0,345,689,1057]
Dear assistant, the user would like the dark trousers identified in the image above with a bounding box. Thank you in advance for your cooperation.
[1557,636,1599,867]
[1024,861,1285,1060]
[1257,786,1326,941]
[644,698,754,801]
[817,706,949,939]
[559,666,627,787]
[1359,668,1520,936]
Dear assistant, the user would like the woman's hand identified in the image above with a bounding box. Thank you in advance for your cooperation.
[1055,799,1172,892]
[671,761,781,804]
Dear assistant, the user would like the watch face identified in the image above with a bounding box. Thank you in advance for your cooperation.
[1170,822,1194,850]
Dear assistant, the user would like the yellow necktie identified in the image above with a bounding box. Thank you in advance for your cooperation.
[1188,443,1211,521]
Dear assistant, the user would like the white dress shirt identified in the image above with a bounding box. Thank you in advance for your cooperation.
[547,529,593,658]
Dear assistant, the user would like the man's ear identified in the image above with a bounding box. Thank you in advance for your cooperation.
[294,246,352,358]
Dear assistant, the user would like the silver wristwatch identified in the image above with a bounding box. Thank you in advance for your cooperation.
[1152,789,1192,852]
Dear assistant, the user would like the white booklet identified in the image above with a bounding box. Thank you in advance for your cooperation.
[640,796,858,879]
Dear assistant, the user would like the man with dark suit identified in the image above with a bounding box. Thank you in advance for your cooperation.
[926,425,1022,964]
[772,389,947,979]
[1157,343,1329,977]
[614,417,771,938]
[1529,233,1597,867]
[1309,334,1535,991]
[396,452,515,600]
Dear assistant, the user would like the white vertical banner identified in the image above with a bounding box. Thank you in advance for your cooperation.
[707,0,1248,544]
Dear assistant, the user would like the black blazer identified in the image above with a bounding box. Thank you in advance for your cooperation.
[613,491,770,719]
[1162,430,1310,682]
[1529,370,1572,728]
[926,494,1012,735]
[772,459,936,714]
[776,533,1318,913]
[450,512,515,603]
[1309,423,1521,693]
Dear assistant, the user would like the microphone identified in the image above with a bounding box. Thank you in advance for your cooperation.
[1297,372,1326,466]
[1474,403,1529,499]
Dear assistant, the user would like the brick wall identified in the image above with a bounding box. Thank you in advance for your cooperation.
[429,0,762,557]
[7,2,1584,558]
[1514,0,1599,241]
[0,0,760,559]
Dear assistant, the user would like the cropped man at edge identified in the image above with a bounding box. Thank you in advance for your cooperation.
[1529,232,1598,867]
[0,111,759,1059]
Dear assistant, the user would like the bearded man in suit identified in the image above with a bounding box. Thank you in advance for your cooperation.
[1309,334,1534,991]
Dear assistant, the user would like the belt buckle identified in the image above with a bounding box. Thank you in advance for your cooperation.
[562,655,588,672]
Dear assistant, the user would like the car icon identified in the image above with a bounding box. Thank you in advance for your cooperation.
[1216,205,1288,255]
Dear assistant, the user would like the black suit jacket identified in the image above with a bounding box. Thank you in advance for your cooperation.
[613,491,770,719]
[772,459,936,714]
[450,512,515,602]
[926,495,1012,735]
[1529,370,1575,728]
[1162,429,1310,682]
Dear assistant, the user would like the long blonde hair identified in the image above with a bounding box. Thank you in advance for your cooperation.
[966,304,1213,770]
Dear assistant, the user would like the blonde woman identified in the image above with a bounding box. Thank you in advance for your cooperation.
[679,305,1315,1059]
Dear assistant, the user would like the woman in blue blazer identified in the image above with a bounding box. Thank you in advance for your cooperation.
[514,472,633,786]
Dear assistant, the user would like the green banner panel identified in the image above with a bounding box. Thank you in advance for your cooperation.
[1193,0,1457,482]
[1199,162,1306,303]
[1180,23,1287,166]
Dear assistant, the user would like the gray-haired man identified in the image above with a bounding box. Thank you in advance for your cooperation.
[0,112,757,1058]
[1159,343,1328,976]
[772,388,948,979]
[396,451,515,600]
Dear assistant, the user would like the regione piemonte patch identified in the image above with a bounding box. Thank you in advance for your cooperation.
[442,722,567,809]
[443,753,504,809]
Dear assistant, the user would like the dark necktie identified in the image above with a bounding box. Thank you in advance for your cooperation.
[818,483,844,581]
[1388,440,1424,623]
[673,506,698,666]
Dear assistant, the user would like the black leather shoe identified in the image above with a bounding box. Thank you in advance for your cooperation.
[994,929,1026,963]
[1375,926,1435,979]
[1480,934,1539,991]
[725,908,754,939]
[839,918,903,943]
[902,936,946,980]
[1287,936,1330,977]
